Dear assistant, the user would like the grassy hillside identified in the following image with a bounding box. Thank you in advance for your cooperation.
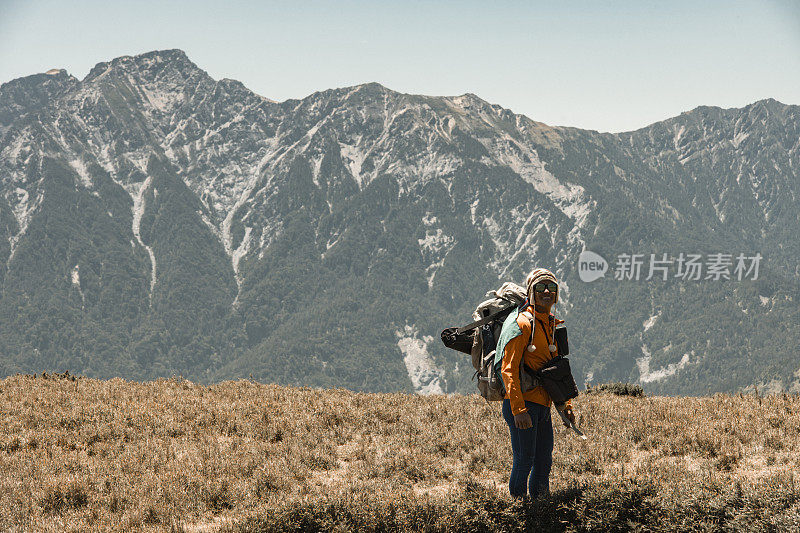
[1,374,799,532]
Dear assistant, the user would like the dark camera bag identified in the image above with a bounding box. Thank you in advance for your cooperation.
[536,355,579,404]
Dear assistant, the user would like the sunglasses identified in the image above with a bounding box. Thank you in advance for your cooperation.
[533,282,558,293]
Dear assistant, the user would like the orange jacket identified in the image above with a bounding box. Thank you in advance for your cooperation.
[501,304,573,416]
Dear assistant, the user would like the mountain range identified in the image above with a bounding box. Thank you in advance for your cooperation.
[1,49,798,396]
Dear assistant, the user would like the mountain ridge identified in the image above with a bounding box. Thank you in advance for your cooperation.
[1,49,798,396]
[6,48,793,134]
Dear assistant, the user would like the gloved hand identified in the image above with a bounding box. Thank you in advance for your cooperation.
[514,411,533,429]
[562,406,575,427]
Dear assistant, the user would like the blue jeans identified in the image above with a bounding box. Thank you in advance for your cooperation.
[502,399,553,499]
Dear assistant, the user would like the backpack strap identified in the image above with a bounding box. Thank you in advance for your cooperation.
[515,301,541,389]
[517,305,544,390]
[455,299,517,334]
[519,301,535,351]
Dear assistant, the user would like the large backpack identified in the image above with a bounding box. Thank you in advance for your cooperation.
[440,282,540,401]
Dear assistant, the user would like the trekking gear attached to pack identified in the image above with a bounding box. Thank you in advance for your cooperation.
[468,282,527,374]
[440,282,541,402]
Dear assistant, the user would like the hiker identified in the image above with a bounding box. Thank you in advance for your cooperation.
[499,268,575,500]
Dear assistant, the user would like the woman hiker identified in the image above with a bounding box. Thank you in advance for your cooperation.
[499,267,575,499]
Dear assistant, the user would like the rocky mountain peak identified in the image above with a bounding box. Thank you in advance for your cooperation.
[350,81,391,95]
[750,97,785,110]
[84,49,201,82]
[0,69,79,126]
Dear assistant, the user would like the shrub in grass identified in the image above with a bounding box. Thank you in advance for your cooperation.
[586,382,645,397]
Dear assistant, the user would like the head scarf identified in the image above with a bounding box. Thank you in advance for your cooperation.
[525,267,559,304]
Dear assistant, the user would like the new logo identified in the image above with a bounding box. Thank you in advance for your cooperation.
[578,250,608,282]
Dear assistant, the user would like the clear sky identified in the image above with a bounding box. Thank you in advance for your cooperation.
[1,0,798,132]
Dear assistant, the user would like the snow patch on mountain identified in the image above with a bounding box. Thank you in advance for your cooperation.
[7,187,29,229]
[492,136,594,231]
[790,367,800,394]
[231,226,252,277]
[321,231,342,260]
[480,206,552,277]
[396,325,444,395]
[96,145,117,177]
[636,346,691,383]
[339,104,462,193]
[482,215,521,274]
[498,206,550,277]
[643,311,661,331]
[732,131,749,149]
[310,153,324,188]
[257,219,284,260]
[127,177,157,300]
[424,259,446,288]
[139,84,186,115]
[558,278,571,311]
[418,225,455,288]
[5,131,28,161]
[469,199,479,225]
[384,150,462,197]
[422,214,437,226]
[469,135,594,275]
[69,158,93,189]
[326,234,341,250]
[200,158,259,218]
[339,141,365,188]
[71,264,85,307]
[126,151,149,175]
[197,210,220,239]
[673,124,686,149]
[744,378,786,395]
[5,187,43,263]
[222,163,270,259]
[418,228,453,255]
[415,153,461,185]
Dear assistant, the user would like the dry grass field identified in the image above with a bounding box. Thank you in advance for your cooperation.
[1,373,799,532]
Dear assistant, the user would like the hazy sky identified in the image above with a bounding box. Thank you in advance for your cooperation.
[1,0,798,132]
